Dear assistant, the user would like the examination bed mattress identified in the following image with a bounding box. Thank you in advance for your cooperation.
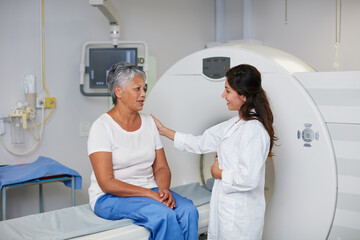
[0,182,211,240]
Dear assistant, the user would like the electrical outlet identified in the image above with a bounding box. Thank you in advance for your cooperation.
[36,96,45,108]
[79,122,91,136]
[45,97,56,108]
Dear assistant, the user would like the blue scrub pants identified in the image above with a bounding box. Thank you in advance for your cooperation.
[94,188,199,240]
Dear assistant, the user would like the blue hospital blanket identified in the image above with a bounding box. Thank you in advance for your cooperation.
[0,156,82,190]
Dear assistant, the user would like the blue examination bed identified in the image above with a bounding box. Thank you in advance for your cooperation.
[0,182,211,240]
[0,156,82,190]
[0,156,82,221]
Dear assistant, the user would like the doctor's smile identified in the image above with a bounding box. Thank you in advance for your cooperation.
[222,78,247,112]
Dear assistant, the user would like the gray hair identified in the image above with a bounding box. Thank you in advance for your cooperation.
[107,62,146,105]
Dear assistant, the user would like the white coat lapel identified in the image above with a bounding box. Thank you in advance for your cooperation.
[221,118,245,141]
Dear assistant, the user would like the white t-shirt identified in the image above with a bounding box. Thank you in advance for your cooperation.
[87,113,163,210]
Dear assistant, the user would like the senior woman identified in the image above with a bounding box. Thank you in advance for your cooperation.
[87,62,199,240]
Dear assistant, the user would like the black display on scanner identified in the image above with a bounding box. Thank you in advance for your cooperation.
[202,57,230,80]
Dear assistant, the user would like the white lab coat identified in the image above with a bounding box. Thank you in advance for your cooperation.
[174,116,270,240]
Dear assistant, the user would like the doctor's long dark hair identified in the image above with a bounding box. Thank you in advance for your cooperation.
[226,64,277,156]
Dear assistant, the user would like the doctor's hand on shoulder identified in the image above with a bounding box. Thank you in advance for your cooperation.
[151,115,175,140]
[211,158,223,179]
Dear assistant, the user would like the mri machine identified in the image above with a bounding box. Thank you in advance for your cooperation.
[1,44,359,239]
[141,44,360,240]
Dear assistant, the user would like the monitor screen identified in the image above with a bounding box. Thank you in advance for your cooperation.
[88,48,138,89]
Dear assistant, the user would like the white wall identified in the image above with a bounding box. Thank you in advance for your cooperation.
[250,0,360,71]
[0,0,214,219]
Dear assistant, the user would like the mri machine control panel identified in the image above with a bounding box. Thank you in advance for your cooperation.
[202,57,230,80]
[297,123,319,147]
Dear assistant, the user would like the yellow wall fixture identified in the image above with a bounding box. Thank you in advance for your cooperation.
[45,97,56,108]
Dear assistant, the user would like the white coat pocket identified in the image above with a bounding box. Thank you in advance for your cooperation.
[218,190,236,232]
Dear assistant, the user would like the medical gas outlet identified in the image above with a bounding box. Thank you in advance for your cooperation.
[36,97,56,108]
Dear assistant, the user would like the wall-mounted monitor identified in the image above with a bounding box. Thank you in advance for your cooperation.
[87,48,138,89]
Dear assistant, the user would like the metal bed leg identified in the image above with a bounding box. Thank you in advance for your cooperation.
[2,187,6,220]
[39,184,43,213]
[71,176,75,206]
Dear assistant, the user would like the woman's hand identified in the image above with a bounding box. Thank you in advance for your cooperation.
[151,115,175,140]
[147,189,163,202]
[158,188,176,209]
[211,158,223,179]
[146,188,175,209]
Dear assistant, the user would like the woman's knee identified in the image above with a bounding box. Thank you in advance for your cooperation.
[177,199,199,218]
[151,202,178,219]
[187,203,199,219]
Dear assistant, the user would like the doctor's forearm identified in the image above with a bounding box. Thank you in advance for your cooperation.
[162,127,175,141]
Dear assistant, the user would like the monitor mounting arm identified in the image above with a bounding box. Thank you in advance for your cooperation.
[89,0,120,45]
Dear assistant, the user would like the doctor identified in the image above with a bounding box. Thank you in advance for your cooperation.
[152,64,276,240]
